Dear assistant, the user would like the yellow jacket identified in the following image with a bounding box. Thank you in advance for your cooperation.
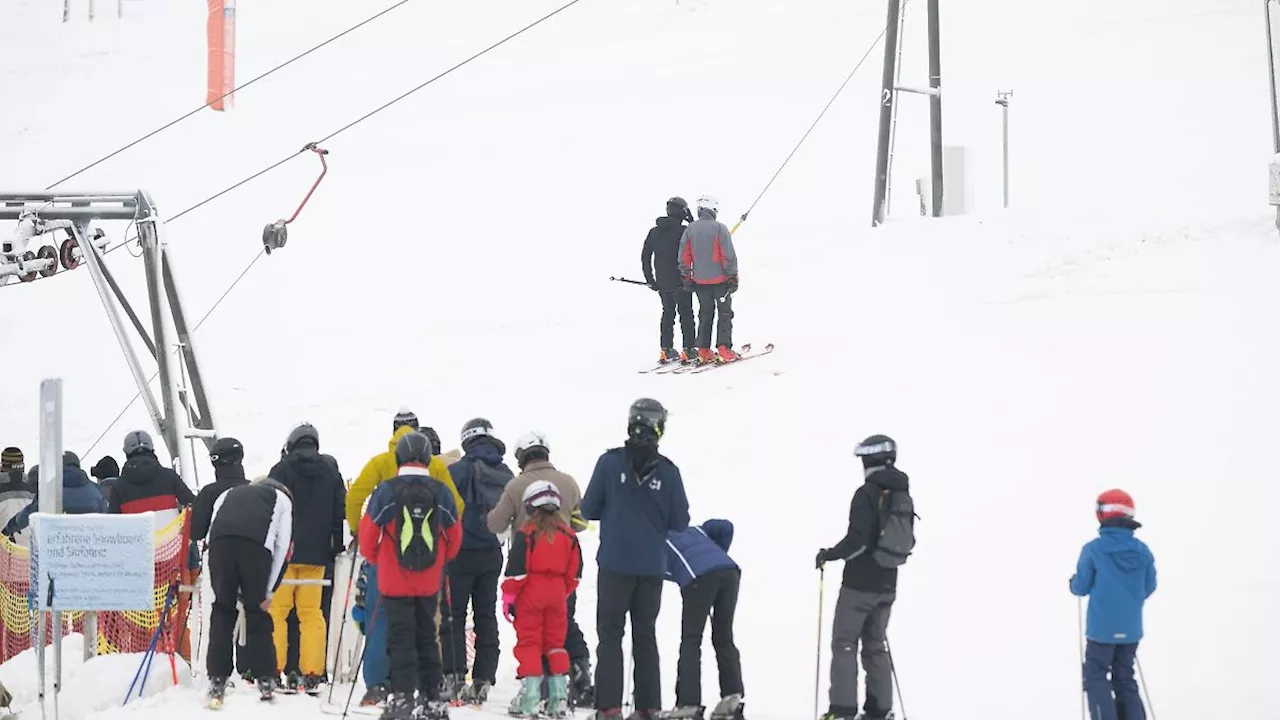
[345,424,464,534]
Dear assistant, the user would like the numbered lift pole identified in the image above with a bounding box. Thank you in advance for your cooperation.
[37,379,64,720]
[1265,0,1280,229]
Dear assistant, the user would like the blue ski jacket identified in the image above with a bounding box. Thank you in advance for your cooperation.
[581,446,690,577]
[1070,522,1157,643]
[665,519,738,588]
[449,442,514,551]
[3,465,108,534]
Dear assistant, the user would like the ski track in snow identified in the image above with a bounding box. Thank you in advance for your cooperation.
[1,0,1278,718]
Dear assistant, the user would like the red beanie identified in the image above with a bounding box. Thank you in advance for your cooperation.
[1096,489,1136,522]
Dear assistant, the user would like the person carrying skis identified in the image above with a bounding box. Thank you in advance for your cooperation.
[581,398,691,720]
[678,195,739,364]
[814,435,915,720]
[488,431,594,707]
[642,196,697,364]
[664,519,743,720]
[358,431,462,720]
[346,410,463,707]
[1070,489,1157,720]
[204,475,294,705]
[503,481,583,718]
[439,418,514,704]
[267,423,347,695]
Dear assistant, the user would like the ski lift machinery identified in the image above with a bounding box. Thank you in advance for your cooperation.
[0,190,217,484]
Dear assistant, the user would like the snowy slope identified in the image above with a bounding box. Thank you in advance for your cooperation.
[1,0,1278,718]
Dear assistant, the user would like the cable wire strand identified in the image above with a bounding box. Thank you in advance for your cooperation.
[44,0,415,190]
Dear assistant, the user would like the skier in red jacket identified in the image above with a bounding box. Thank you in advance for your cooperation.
[502,481,583,718]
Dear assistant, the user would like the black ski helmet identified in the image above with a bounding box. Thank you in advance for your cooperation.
[210,437,245,468]
[460,418,495,447]
[666,196,693,223]
[421,426,443,456]
[395,431,434,466]
[854,434,897,468]
[627,398,668,442]
[286,422,319,452]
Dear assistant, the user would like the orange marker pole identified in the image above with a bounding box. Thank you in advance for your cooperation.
[206,0,236,111]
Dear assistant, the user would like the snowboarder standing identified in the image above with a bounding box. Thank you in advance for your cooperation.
[580,398,691,719]
[503,481,583,718]
[439,418,514,704]
[815,435,915,720]
[1070,489,1157,720]
[678,195,739,364]
[664,519,744,720]
[358,431,462,720]
[205,476,294,705]
[642,196,697,364]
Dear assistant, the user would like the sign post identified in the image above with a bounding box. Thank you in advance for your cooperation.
[36,379,63,720]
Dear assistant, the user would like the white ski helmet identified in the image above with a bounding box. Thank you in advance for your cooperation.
[522,480,561,511]
[695,195,720,215]
[514,430,550,466]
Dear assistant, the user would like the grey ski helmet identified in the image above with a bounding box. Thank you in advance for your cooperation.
[285,423,319,452]
[854,434,897,468]
[123,429,154,457]
[395,431,434,466]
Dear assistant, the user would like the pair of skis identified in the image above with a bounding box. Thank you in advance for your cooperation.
[638,344,774,375]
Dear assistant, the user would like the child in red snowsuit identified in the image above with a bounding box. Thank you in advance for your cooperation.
[502,480,582,718]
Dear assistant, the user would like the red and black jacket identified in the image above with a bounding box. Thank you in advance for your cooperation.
[501,520,582,597]
[111,451,196,515]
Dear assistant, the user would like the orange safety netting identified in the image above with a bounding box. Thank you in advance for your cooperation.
[0,510,190,663]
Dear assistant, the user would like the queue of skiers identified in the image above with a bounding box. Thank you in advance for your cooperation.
[642,195,740,366]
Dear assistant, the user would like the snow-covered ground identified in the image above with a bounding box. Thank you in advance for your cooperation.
[1,0,1277,718]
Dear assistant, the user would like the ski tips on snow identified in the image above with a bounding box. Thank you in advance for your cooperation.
[639,343,774,374]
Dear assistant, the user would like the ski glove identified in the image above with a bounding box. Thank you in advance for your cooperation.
[502,591,517,623]
[682,276,694,291]
[815,549,829,569]
[726,275,738,292]
[570,509,590,533]
[647,281,659,291]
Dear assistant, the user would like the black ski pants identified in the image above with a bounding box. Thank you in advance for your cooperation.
[658,289,696,350]
[595,570,663,711]
[440,546,503,682]
[285,559,334,677]
[566,590,589,665]
[694,284,734,349]
[384,594,443,698]
[207,537,276,681]
[675,569,743,707]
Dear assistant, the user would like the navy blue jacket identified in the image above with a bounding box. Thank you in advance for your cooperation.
[665,519,738,588]
[581,446,690,577]
[3,465,108,534]
[1070,520,1157,643]
[450,443,514,551]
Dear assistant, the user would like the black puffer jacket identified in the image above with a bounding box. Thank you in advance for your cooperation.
[641,216,689,290]
[190,463,251,542]
[822,466,910,594]
[268,448,345,566]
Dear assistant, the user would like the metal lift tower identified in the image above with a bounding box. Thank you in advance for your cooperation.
[871,0,944,226]
[0,191,217,484]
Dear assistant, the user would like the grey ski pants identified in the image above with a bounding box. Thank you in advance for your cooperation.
[829,588,894,716]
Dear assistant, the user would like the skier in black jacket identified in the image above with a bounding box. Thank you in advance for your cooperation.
[642,197,696,364]
[815,435,910,720]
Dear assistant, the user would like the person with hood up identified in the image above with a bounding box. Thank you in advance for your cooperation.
[358,431,462,720]
[677,195,739,365]
[90,456,120,507]
[266,423,346,694]
[488,431,593,707]
[346,409,463,707]
[111,430,196,523]
[580,398,691,720]
[2,452,108,538]
[204,476,294,706]
[439,418,514,704]
[815,435,914,720]
[0,448,33,547]
[642,197,697,364]
[1070,489,1157,720]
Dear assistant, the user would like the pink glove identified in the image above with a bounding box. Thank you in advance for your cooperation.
[502,591,516,623]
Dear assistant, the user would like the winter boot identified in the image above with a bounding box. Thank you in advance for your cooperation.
[418,697,451,719]
[302,674,324,696]
[716,345,740,362]
[710,694,744,719]
[509,676,543,717]
[360,684,389,706]
[545,675,569,718]
[256,676,275,701]
[380,692,414,720]
[206,677,228,709]
[659,348,681,364]
[439,673,466,704]
[458,680,490,706]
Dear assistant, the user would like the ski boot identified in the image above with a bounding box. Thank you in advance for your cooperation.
[709,694,744,720]
[569,659,594,708]
[716,345,740,363]
[279,671,300,694]
[380,692,415,720]
[509,676,543,717]
[457,680,490,706]
[418,697,451,719]
[853,714,894,720]
[438,673,466,705]
[302,674,324,697]
[206,677,228,709]
[256,676,275,702]
[695,348,716,365]
[625,710,661,719]
[659,348,681,364]
[545,674,569,718]
[360,684,388,707]
[818,709,857,720]
[666,706,705,719]
[682,348,698,364]
[592,710,623,719]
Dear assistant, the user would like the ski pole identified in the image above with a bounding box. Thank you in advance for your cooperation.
[608,276,649,286]
[813,566,824,720]
[1136,655,1155,720]
[886,637,908,720]
[1077,597,1086,720]
[341,593,380,720]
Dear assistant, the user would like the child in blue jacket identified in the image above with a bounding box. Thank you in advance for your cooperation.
[665,519,743,720]
[1069,489,1157,720]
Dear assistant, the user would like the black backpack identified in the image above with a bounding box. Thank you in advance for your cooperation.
[468,459,512,515]
[873,488,918,568]
[391,479,441,571]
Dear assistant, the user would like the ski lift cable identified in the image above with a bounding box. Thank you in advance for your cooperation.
[79,0,590,458]
[44,0,417,190]
[731,17,894,234]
